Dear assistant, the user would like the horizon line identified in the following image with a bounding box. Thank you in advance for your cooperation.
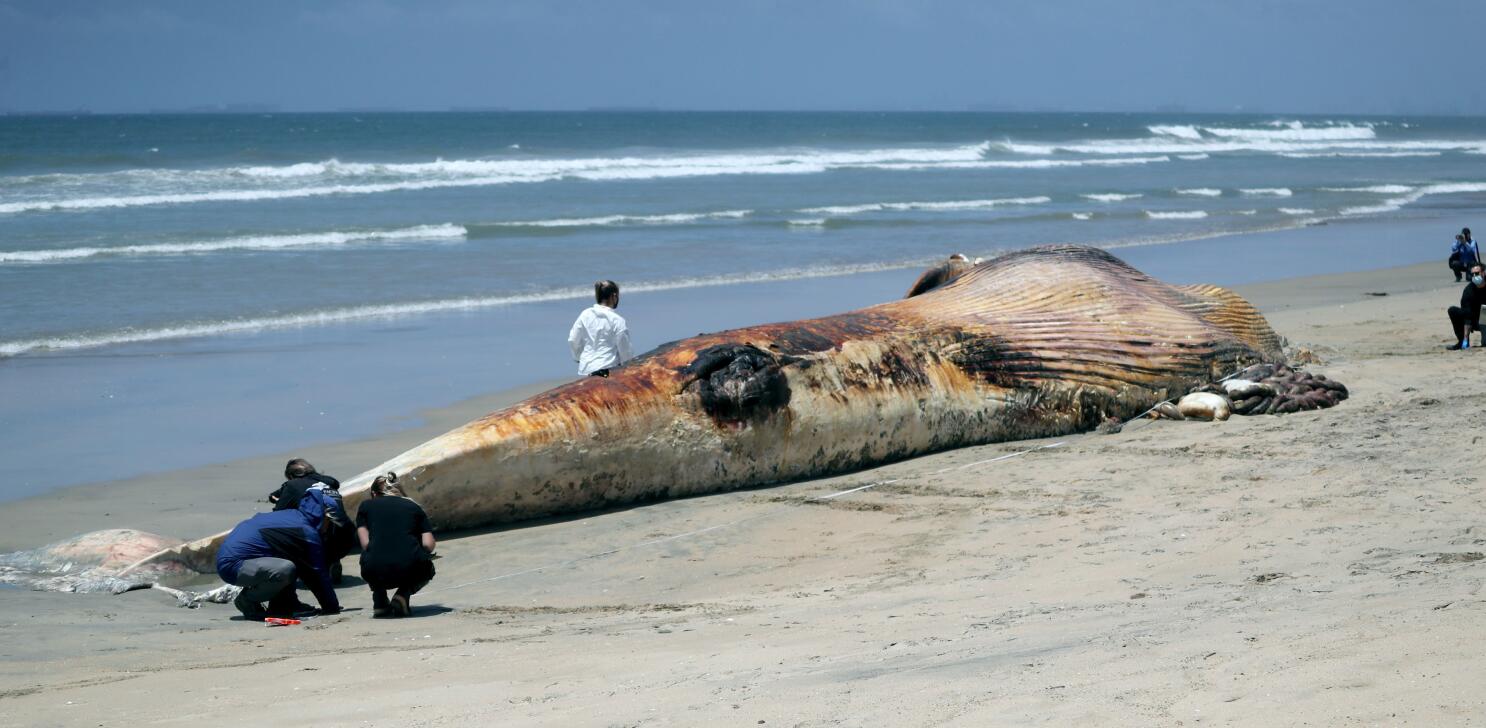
[5,106,1486,118]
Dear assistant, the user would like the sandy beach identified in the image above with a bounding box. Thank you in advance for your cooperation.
[4,253,1485,726]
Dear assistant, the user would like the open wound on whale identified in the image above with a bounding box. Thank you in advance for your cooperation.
[680,344,793,425]
[0,246,1349,600]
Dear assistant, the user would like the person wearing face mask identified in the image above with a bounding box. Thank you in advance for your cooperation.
[1451,234,1470,281]
[1447,262,1486,350]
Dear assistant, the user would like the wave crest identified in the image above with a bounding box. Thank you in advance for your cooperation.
[0,261,932,357]
[0,224,466,264]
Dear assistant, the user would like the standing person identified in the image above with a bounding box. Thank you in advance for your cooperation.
[356,473,436,618]
[568,279,633,378]
[1447,262,1486,350]
[215,489,341,621]
[1450,234,1469,281]
[268,458,354,584]
[1464,228,1481,273]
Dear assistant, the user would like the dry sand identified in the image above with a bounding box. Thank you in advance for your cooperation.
[3,261,1485,726]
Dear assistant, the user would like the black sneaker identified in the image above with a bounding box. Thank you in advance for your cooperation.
[391,594,412,617]
[1449,342,1465,350]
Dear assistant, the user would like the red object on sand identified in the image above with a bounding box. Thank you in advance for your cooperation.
[264,617,301,626]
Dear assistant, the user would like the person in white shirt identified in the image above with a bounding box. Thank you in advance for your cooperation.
[568,279,632,377]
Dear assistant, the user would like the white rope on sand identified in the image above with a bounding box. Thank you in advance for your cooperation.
[433,364,1254,594]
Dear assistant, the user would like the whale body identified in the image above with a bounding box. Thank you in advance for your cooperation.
[4,245,1283,593]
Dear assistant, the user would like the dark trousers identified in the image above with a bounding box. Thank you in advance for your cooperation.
[232,557,298,619]
[1448,306,1480,342]
[362,559,435,606]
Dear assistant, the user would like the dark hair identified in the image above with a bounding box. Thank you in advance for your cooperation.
[371,471,403,497]
[1465,228,1473,237]
[284,458,316,480]
[594,279,619,303]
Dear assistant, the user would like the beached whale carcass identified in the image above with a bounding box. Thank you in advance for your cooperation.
[11,245,1288,593]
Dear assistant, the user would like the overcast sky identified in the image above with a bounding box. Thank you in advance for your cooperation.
[2,0,1482,114]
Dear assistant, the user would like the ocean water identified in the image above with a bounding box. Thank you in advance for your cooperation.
[3,111,1485,499]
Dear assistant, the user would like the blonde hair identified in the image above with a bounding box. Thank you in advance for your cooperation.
[370,472,404,497]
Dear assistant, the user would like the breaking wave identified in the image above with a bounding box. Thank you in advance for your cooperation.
[798,196,1050,216]
[1176,188,1222,197]
[1145,210,1209,220]
[1081,193,1144,202]
[999,121,1481,158]
[1279,151,1442,159]
[0,225,466,264]
[1319,185,1415,194]
[1148,125,1204,140]
[1203,122,1376,142]
[0,260,932,358]
[1339,181,1486,216]
[486,210,752,229]
[861,156,1170,171]
[0,143,994,214]
[1239,188,1294,197]
[1151,121,1374,142]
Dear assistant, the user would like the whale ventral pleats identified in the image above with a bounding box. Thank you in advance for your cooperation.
[679,343,792,424]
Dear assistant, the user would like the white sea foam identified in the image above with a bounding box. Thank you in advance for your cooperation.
[1237,210,1259,215]
[1081,193,1143,202]
[1278,208,1315,215]
[1176,188,1222,197]
[1319,185,1415,194]
[787,218,828,227]
[1177,153,1210,160]
[1148,125,1204,140]
[795,204,881,216]
[1239,188,1293,197]
[995,126,1481,157]
[798,196,1051,216]
[0,143,996,214]
[0,261,931,357]
[492,209,752,228]
[1071,213,1093,220]
[1339,181,1486,216]
[0,225,466,264]
[0,176,561,214]
[1279,151,1442,158]
[862,155,1170,171]
[1145,210,1209,220]
[1202,122,1376,141]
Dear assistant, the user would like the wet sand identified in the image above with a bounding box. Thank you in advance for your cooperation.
[4,258,1486,726]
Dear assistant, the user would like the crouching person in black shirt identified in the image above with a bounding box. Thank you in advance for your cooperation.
[215,489,342,621]
[269,458,356,583]
[357,472,436,617]
[1448,262,1486,350]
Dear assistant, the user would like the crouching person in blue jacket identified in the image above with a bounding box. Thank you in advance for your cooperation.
[216,489,342,621]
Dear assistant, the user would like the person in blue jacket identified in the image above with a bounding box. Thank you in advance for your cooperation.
[216,489,342,621]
